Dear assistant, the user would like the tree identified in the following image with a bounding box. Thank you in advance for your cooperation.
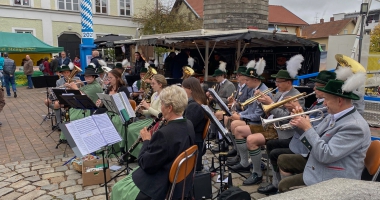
[132,0,203,36]
[370,23,380,52]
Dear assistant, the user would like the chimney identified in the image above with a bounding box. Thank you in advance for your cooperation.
[320,18,324,23]
[330,17,334,22]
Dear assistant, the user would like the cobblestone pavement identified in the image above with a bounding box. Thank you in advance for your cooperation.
[1,87,380,199]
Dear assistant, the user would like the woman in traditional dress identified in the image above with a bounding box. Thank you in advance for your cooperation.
[182,77,208,171]
[122,74,167,163]
[59,66,103,140]
[111,85,195,200]
[95,69,130,151]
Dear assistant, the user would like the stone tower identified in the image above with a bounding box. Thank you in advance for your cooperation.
[203,0,269,30]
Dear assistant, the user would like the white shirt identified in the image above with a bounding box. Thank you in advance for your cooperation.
[329,106,355,127]
[238,83,245,93]
[277,91,290,102]
[220,79,227,86]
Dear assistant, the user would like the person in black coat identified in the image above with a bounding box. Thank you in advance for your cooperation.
[111,85,195,200]
[134,52,145,75]
[182,77,208,171]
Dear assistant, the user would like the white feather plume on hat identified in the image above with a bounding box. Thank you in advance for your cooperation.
[335,66,353,81]
[188,57,194,68]
[89,63,96,68]
[219,61,227,72]
[246,60,256,69]
[286,54,304,78]
[122,59,130,67]
[255,58,266,76]
[144,62,150,69]
[98,60,107,67]
[342,72,366,93]
[68,62,74,70]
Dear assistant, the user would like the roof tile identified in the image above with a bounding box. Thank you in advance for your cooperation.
[302,19,354,39]
[268,5,309,26]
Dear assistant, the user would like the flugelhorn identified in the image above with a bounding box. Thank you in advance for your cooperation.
[261,92,306,113]
[261,107,327,130]
[237,87,278,111]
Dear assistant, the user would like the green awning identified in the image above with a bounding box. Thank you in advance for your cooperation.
[0,32,64,53]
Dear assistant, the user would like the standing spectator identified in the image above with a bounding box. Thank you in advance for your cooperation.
[73,55,81,68]
[90,50,101,68]
[164,52,175,77]
[58,51,71,67]
[36,58,44,67]
[134,52,145,75]
[0,54,4,87]
[23,55,34,89]
[43,57,52,76]
[2,53,17,98]
[50,55,59,74]
[0,84,4,126]
[172,50,188,79]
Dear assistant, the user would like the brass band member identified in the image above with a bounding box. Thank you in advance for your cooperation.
[277,69,370,192]
[59,66,103,140]
[182,77,208,171]
[227,59,270,167]
[111,85,195,200]
[43,63,80,127]
[233,55,305,185]
[258,70,336,195]
[123,74,167,163]
[131,65,149,104]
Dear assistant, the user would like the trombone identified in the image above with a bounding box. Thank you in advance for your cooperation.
[261,107,327,130]
[237,87,278,111]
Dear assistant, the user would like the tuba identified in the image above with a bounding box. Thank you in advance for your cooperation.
[181,66,194,79]
[142,66,157,103]
[335,54,366,73]
[67,65,82,83]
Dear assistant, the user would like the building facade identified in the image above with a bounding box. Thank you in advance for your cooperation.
[0,0,150,60]
[334,9,380,34]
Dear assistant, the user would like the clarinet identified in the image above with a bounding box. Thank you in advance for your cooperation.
[126,113,163,155]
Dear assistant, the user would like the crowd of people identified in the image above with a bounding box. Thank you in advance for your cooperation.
[0,48,374,199]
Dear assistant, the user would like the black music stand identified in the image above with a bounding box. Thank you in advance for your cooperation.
[32,76,59,125]
[61,95,98,116]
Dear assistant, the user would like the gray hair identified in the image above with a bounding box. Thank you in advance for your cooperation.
[160,85,188,115]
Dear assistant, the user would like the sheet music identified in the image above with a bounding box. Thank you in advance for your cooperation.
[92,114,122,145]
[97,93,118,113]
[120,92,136,118]
[111,93,128,123]
[72,117,107,154]
[201,105,231,144]
[65,123,89,156]
[208,88,232,116]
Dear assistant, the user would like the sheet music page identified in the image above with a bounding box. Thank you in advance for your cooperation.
[65,123,89,155]
[207,88,232,116]
[92,114,122,145]
[72,117,107,153]
[120,92,136,118]
[201,105,229,136]
[97,93,119,113]
[111,93,129,123]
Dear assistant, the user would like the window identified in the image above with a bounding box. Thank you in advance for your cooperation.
[343,29,348,34]
[96,0,107,14]
[320,44,326,51]
[58,0,79,11]
[14,0,30,6]
[119,0,131,16]
[15,30,33,34]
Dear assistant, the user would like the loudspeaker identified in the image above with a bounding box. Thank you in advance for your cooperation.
[193,172,213,200]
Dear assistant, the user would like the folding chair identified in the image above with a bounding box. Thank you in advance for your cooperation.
[364,140,380,181]
[166,145,198,200]
[129,99,137,111]
[202,119,211,140]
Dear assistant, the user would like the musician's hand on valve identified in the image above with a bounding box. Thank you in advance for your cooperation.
[289,106,311,131]
[140,127,151,141]
[257,92,273,105]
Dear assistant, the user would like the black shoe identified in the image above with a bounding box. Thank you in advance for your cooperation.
[258,184,278,195]
[227,149,237,157]
[226,155,240,166]
[14,92,17,98]
[229,163,251,173]
[243,173,262,185]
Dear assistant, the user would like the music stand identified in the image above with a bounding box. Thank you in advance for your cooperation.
[32,76,59,125]
[61,95,98,116]
[208,88,232,116]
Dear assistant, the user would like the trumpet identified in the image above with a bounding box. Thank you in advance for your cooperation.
[261,92,312,114]
[237,87,278,111]
[261,107,327,130]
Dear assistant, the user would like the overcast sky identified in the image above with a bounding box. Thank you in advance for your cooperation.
[269,0,380,24]
[163,0,380,24]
